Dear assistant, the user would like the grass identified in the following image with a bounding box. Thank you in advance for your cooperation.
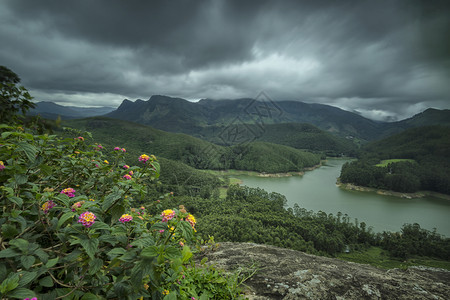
[338,246,450,270]
[375,159,415,167]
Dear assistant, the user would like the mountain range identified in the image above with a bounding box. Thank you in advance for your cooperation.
[31,96,450,143]
[105,96,450,142]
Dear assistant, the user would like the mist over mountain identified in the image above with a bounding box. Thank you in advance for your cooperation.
[28,101,115,119]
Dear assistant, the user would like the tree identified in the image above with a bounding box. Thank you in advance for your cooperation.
[0,66,35,124]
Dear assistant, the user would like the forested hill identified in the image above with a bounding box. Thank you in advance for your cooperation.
[64,117,321,173]
[192,122,358,156]
[340,126,450,194]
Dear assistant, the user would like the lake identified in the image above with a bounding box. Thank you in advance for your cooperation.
[234,158,450,236]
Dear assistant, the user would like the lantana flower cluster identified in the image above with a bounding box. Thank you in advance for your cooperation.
[71,201,85,212]
[60,188,76,198]
[78,211,96,228]
[0,160,5,171]
[41,200,55,214]
[161,209,176,222]
[119,214,133,223]
[114,147,126,152]
[139,154,150,163]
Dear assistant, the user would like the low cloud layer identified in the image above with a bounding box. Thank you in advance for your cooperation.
[1,0,449,121]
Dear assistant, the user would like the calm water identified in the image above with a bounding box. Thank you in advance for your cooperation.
[235,159,450,236]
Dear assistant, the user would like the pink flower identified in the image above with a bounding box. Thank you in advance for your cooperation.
[138,154,150,163]
[61,188,75,197]
[123,164,130,169]
[114,147,121,151]
[129,170,133,175]
[41,200,55,214]
[123,174,132,180]
[78,211,96,228]
[60,188,76,198]
[121,148,126,152]
[119,214,133,223]
[71,201,85,212]
[95,144,103,151]
[75,136,84,141]
[161,209,175,222]
[0,161,5,171]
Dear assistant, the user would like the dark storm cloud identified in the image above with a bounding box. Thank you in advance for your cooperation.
[0,0,449,120]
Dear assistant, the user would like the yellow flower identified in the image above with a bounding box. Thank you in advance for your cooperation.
[163,289,169,295]
[104,160,109,164]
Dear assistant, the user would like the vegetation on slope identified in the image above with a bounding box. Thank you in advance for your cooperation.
[340,126,450,194]
[65,117,322,173]
[193,122,358,156]
[155,185,450,265]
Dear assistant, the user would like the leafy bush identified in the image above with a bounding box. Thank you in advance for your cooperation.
[0,124,245,299]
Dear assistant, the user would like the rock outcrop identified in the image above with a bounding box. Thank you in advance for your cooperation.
[201,242,450,299]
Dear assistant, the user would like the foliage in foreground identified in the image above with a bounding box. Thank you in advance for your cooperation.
[0,124,246,299]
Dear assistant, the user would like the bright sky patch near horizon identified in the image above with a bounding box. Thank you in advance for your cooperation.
[1,0,449,121]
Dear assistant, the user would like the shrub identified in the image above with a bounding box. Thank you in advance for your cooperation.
[0,124,245,299]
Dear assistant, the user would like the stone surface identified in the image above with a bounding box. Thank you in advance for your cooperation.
[201,242,450,299]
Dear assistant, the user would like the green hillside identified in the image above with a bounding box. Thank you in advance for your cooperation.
[64,117,321,173]
[340,126,450,194]
[182,122,358,156]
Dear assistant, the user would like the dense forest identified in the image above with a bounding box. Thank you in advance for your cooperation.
[340,126,450,194]
[153,185,450,261]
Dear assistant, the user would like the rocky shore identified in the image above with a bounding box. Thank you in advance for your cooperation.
[201,242,450,299]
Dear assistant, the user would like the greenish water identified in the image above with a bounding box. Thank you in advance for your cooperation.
[235,159,450,236]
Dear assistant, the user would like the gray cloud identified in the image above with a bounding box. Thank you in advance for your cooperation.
[0,0,449,120]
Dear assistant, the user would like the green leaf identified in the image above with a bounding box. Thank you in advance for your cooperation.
[101,191,122,211]
[107,248,126,259]
[6,287,36,299]
[1,224,19,239]
[18,271,37,287]
[164,292,177,300]
[39,276,53,287]
[110,204,125,221]
[57,212,75,229]
[45,257,59,268]
[56,193,70,206]
[14,174,28,186]
[80,238,99,259]
[81,293,101,300]
[38,164,53,176]
[88,258,103,275]
[165,246,181,260]
[0,248,20,258]
[33,248,49,264]
[130,236,155,248]
[150,222,168,231]
[90,221,110,231]
[9,239,29,252]
[20,256,35,270]
[98,234,117,245]
[0,264,6,282]
[182,245,193,263]
[17,142,38,163]
[0,273,19,294]
[8,196,23,207]
[141,246,160,258]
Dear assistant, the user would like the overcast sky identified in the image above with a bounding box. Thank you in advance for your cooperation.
[1,0,449,121]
